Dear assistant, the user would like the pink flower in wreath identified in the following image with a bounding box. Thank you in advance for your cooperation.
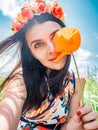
[21,8,34,20]
[11,21,24,32]
[38,3,48,14]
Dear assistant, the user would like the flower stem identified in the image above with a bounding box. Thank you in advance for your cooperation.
[72,53,84,105]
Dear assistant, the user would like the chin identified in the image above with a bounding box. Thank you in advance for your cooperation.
[50,60,65,70]
[54,65,64,70]
[55,58,66,70]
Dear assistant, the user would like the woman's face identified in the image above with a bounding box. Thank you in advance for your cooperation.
[25,21,66,70]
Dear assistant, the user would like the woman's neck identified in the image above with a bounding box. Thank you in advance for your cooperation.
[46,68,52,76]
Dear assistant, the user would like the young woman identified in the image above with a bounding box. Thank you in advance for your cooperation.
[0,1,98,130]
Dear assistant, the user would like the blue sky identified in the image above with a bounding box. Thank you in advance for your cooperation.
[0,0,98,76]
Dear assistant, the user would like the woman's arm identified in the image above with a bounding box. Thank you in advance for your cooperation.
[61,73,98,130]
[0,74,27,130]
[61,73,86,130]
[69,72,86,116]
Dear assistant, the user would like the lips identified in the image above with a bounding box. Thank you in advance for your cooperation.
[48,52,61,62]
[48,57,57,61]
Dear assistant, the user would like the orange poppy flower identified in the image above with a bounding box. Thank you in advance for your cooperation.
[53,27,81,62]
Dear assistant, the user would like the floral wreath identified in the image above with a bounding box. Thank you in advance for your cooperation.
[11,0,65,32]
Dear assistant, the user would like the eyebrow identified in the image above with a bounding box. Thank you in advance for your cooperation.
[50,29,59,37]
[31,29,59,44]
[31,39,41,44]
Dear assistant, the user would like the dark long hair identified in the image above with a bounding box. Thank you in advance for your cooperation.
[0,13,71,112]
[20,13,71,112]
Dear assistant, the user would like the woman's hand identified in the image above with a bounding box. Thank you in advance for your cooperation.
[61,106,98,130]
[79,106,98,130]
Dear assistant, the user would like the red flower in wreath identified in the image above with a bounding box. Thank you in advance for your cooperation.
[52,6,64,19]
[38,3,48,14]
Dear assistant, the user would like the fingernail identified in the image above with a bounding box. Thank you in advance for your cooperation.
[76,111,81,116]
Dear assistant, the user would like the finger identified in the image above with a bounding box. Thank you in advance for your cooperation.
[72,111,82,123]
[78,106,92,116]
[82,111,98,122]
[73,106,92,123]
[83,120,98,130]
[72,106,93,124]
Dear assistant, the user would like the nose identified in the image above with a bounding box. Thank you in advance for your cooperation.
[47,40,55,54]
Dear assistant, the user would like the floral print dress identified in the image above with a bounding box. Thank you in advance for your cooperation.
[17,70,75,130]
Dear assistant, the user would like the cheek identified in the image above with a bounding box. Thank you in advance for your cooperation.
[32,50,47,61]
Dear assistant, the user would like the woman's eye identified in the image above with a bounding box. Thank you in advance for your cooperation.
[34,42,43,48]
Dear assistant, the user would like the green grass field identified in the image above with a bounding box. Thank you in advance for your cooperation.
[0,75,98,112]
[0,77,5,101]
[84,76,98,112]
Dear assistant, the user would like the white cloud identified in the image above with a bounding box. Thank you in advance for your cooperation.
[75,48,92,60]
[70,48,93,73]
[0,0,21,19]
